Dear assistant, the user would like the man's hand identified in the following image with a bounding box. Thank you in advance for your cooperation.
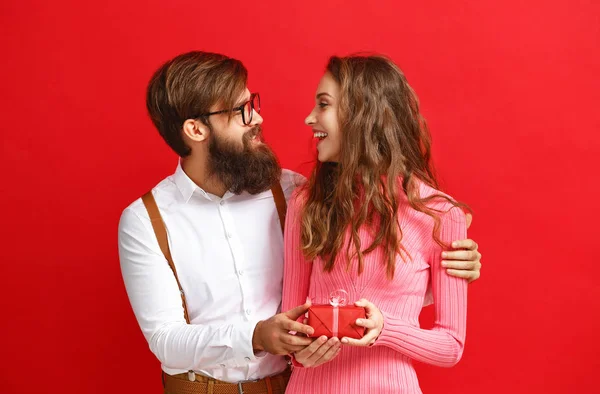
[252,302,315,355]
[442,212,482,283]
[293,335,341,367]
[442,239,482,283]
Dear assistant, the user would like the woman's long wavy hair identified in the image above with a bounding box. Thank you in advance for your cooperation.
[300,55,468,279]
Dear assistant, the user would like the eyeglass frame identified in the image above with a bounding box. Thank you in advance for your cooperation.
[192,93,260,126]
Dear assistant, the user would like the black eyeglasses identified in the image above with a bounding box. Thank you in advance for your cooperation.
[193,93,260,126]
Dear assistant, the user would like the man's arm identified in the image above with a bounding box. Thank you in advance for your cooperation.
[118,207,263,370]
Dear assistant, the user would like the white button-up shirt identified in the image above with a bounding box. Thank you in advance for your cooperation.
[118,163,301,383]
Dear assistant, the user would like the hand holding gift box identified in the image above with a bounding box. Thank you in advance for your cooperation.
[307,290,366,339]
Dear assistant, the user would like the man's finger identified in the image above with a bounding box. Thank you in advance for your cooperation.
[284,302,312,321]
[284,320,314,336]
[286,344,310,353]
[441,260,476,270]
[442,250,477,261]
[281,333,314,347]
[446,269,477,280]
[451,239,477,250]
[467,271,481,283]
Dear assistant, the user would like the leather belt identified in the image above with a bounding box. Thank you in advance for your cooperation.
[162,368,290,394]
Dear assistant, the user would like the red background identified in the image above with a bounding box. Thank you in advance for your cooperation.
[1,1,599,393]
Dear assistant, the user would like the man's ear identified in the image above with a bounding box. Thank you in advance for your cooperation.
[182,119,210,143]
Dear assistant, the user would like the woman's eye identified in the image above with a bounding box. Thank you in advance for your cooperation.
[318,102,329,108]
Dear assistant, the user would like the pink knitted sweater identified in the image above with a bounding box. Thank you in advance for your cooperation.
[282,181,468,394]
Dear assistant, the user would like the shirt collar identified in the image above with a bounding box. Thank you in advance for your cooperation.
[173,161,212,203]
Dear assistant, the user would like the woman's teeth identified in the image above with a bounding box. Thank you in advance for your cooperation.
[314,132,328,139]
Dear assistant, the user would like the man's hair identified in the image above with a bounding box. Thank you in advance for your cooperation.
[146,51,248,157]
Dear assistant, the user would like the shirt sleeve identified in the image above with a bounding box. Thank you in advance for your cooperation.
[280,169,307,203]
[373,206,468,367]
[118,206,259,370]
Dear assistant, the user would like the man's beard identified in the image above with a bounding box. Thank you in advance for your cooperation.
[207,125,281,195]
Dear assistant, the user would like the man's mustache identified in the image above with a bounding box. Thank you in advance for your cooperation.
[245,125,262,140]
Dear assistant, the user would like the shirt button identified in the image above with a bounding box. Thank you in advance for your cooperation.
[219,363,225,367]
[238,270,244,276]
[220,200,225,206]
[244,357,251,362]
[226,232,233,238]
[246,309,252,315]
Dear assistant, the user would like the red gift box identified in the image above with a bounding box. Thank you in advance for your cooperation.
[307,305,366,339]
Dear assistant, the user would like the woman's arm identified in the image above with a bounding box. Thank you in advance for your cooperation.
[373,206,468,367]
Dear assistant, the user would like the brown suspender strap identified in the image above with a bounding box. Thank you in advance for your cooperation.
[271,182,287,234]
[141,192,190,324]
[140,184,287,326]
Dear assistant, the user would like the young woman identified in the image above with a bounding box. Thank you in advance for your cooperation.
[282,55,469,393]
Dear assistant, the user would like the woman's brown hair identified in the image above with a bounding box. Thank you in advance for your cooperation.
[300,55,468,279]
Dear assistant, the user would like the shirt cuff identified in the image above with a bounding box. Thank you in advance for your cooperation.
[231,321,262,367]
[249,320,269,359]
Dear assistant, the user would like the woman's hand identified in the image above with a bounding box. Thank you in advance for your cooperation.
[340,299,384,346]
[293,335,341,367]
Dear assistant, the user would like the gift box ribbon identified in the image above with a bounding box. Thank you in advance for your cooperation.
[331,296,341,337]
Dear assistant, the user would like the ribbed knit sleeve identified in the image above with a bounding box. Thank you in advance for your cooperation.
[373,206,468,367]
